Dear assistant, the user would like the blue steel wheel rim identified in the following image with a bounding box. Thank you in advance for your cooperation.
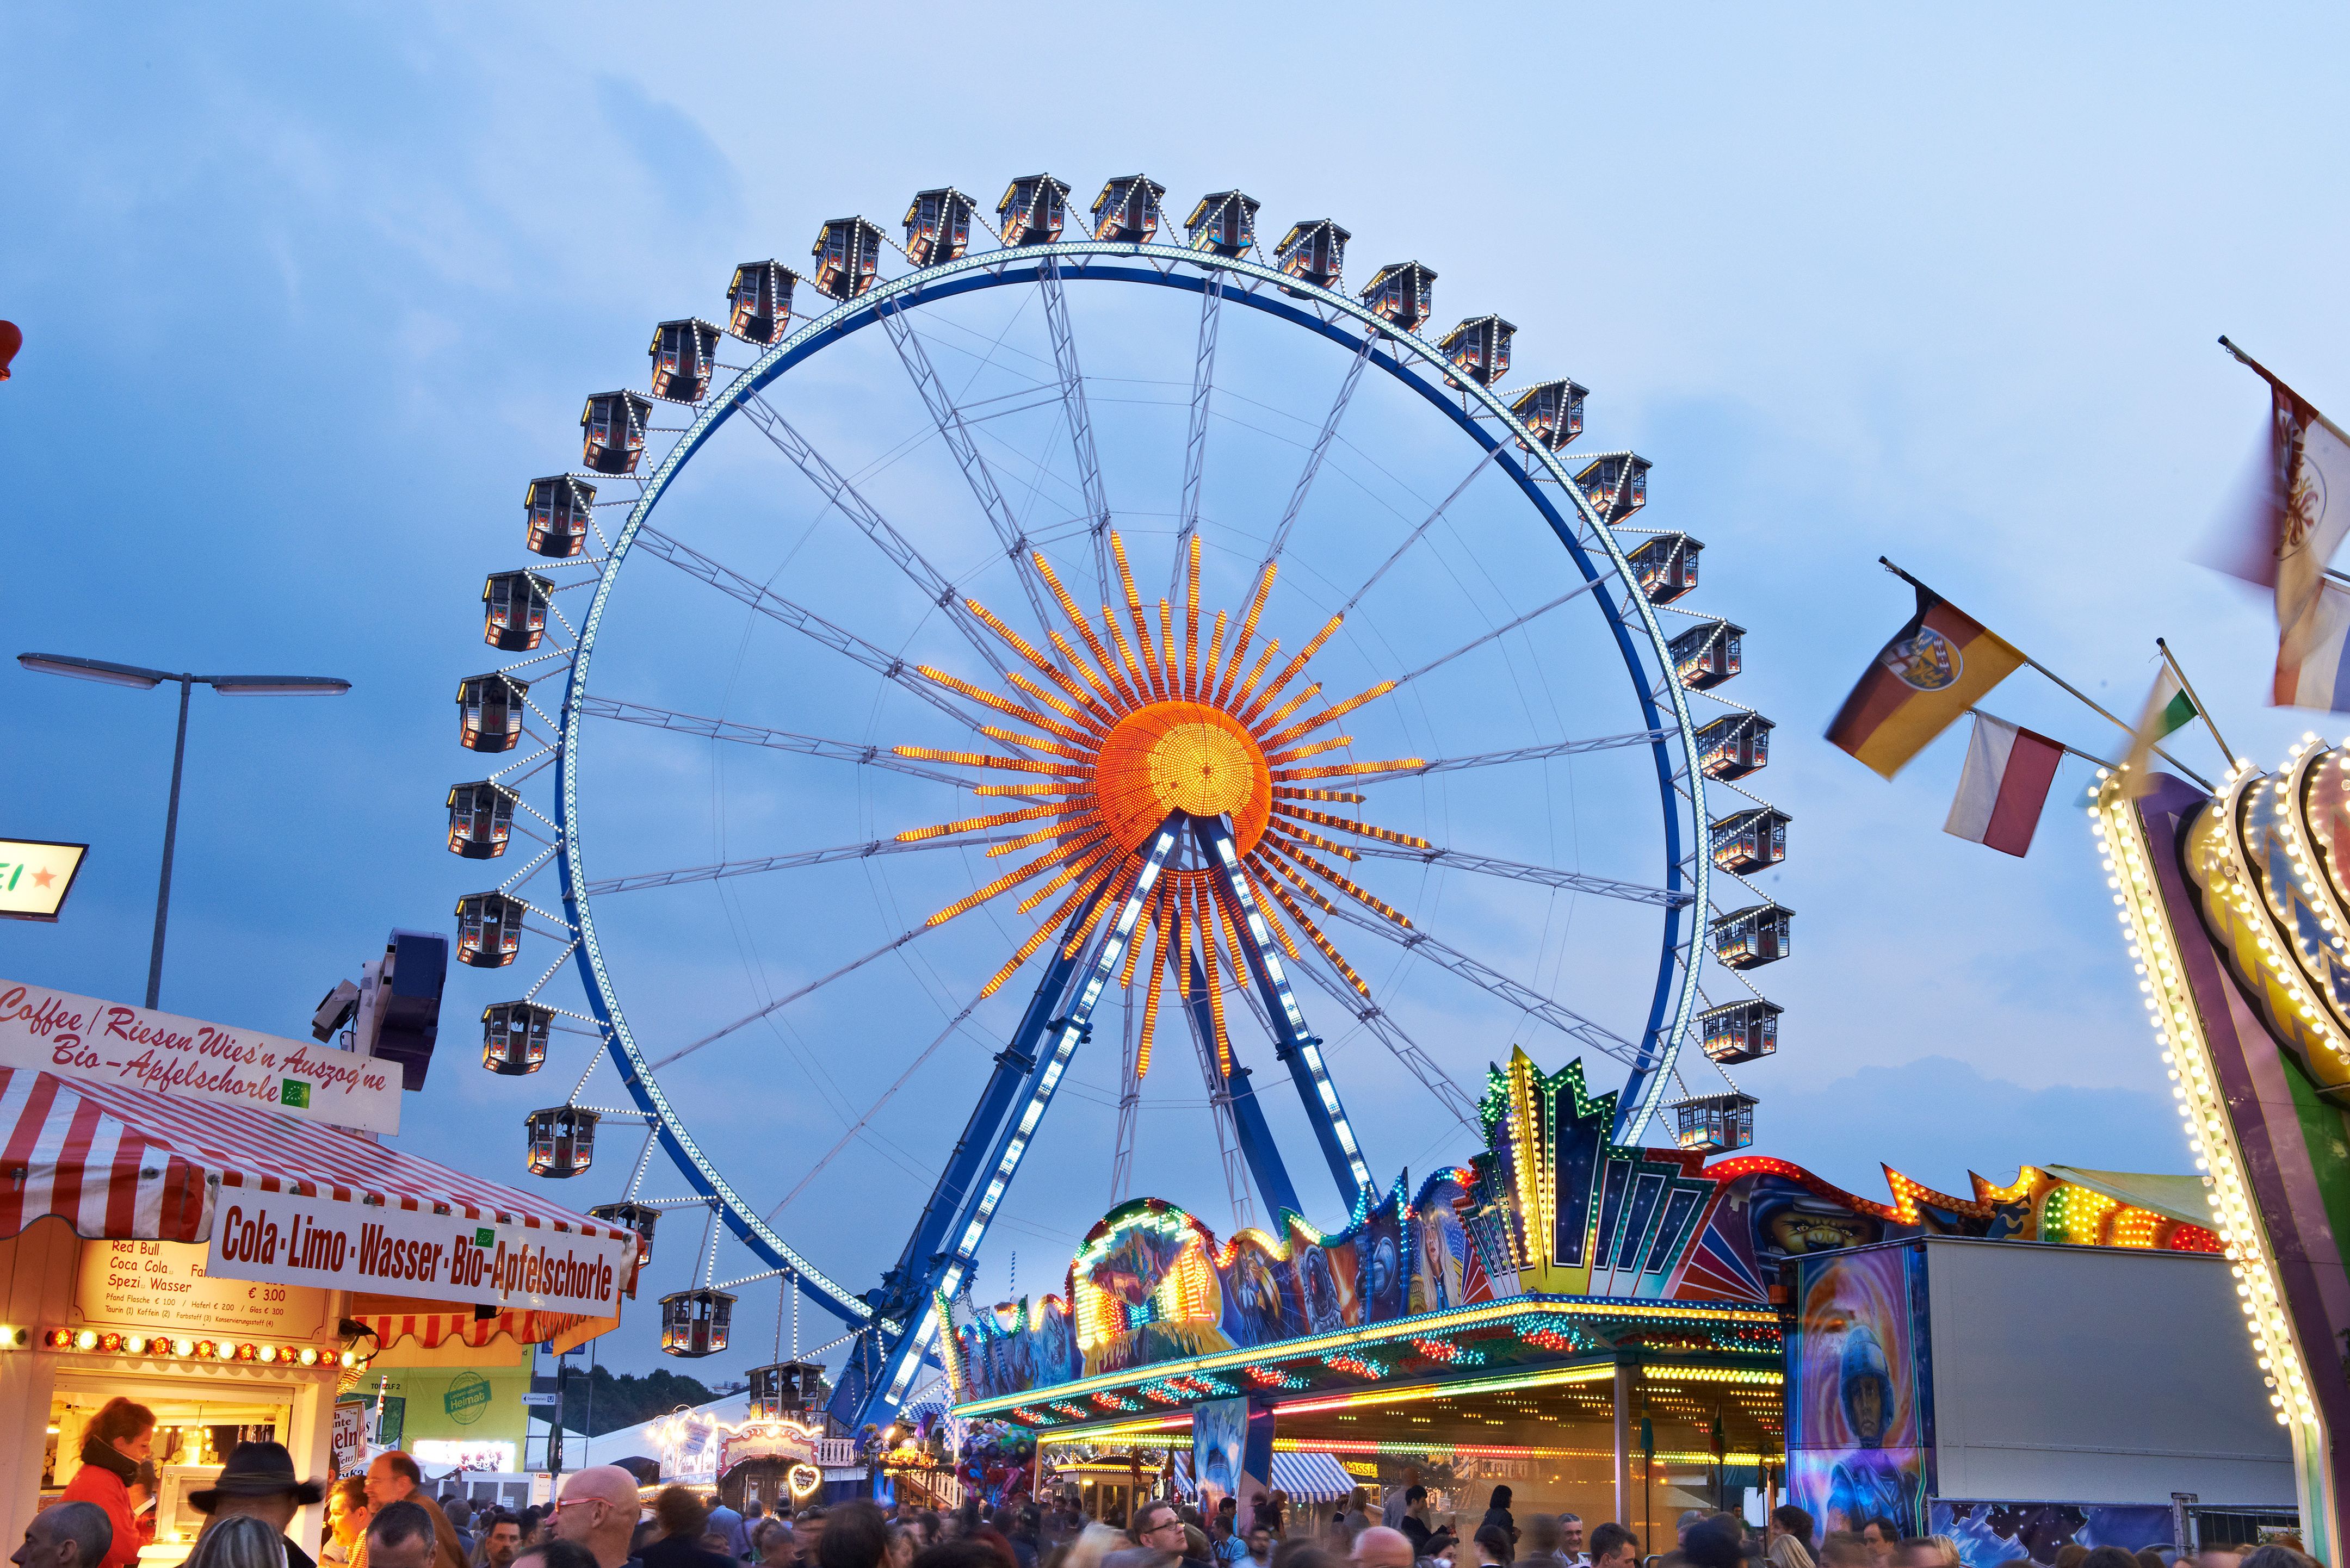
[552,240,1710,1335]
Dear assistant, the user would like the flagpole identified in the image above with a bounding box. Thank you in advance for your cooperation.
[1965,710,2114,770]
[1879,557,2215,790]
[2219,336,2350,448]
[2154,637,2240,766]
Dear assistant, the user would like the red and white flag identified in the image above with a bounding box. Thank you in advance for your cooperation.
[1943,712,2065,857]
[2219,338,2350,671]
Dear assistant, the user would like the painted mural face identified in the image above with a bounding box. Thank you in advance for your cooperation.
[1757,1181,1884,1262]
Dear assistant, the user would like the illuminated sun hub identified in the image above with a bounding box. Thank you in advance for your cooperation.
[889,531,1428,1077]
[1098,702,1271,852]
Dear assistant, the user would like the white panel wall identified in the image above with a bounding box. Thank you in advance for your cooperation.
[1923,1237,2292,1505]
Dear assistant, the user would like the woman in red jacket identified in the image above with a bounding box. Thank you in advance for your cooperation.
[63,1396,154,1568]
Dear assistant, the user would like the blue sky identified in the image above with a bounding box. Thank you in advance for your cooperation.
[7,4,2349,1377]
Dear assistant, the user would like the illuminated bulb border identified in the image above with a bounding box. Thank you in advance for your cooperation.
[2092,769,2316,1430]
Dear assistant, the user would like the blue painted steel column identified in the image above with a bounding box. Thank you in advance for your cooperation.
[1191,816,1374,1209]
[1176,950,1304,1225]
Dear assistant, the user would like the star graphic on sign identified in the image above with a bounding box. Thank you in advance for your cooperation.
[30,869,53,889]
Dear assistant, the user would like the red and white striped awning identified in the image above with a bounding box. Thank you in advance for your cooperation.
[0,1066,628,1350]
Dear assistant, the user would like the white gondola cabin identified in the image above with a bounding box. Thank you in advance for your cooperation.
[480,1000,551,1076]
[1673,1092,1757,1155]
[589,1201,659,1296]
[1184,190,1259,257]
[1362,262,1436,332]
[1510,379,1587,454]
[525,475,596,559]
[1625,532,1701,604]
[1273,220,1350,293]
[728,261,799,345]
[649,319,722,403]
[581,391,653,475]
[660,1287,735,1358]
[904,188,976,267]
[1438,315,1515,388]
[456,673,529,754]
[455,890,525,969]
[446,780,517,860]
[1578,453,1650,523]
[1710,807,1790,873]
[482,571,554,652]
[525,1105,598,1177]
[1711,902,1792,969]
[1696,714,1771,780]
[1700,1000,1780,1067]
[997,174,1071,247]
[1091,175,1165,242]
[811,217,884,300]
[1671,619,1744,690]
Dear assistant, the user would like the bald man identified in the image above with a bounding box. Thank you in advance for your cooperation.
[552,1468,642,1568]
[13,1502,113,1568]
[1351,1528,1414,1568]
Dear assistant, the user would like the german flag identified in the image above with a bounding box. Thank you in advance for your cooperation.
[1829,583,2024,779]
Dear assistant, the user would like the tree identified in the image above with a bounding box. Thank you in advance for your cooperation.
[560,1365,720,1436]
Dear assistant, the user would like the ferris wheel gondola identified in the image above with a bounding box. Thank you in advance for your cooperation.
[441,172,1792,1429]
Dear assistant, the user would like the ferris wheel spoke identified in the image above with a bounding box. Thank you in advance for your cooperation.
[736,394,1016,681]
[1172,271,1223,593]
[1286,950,1481,1136]
[644,921,937,1071]
[1257,325,1377,577]
[1387,577,1606,695]
[875,300,1061,639]
[1322,728,1673,785]
[583,832,1020,897]
[1038,258,1112,605]
[632,525,1012,740]
[1334,444,1510,617]
[577,695,972,787]
[1346,839,1695,910]
[1309,893,1647,1070]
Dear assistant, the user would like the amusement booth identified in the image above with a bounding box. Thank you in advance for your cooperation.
[0,977,637,1563]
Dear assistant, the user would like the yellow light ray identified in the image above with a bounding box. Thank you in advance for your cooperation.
[1184,535,1203,701]
[1015,833,1113,914]
[1159,599,1180,700]
[1267,735,1353,766]
[914,665,1098,747]
[1196,882,1231,1071]
[1256,848,1338,914]
[1239,615,1344,727]
[1275,805,1431,850]
[1173,889,1192,999]
[1276,758,1423,782]
[1217,562,1278,709]
[1233,639,1281,711]
[1255,683,1324,739]
[1032,553,1144,710]
[1060,869,1127,960]
[1102,605,1152,701]
[1136,893,1173,1079]
[973,782,1093,797]
[1004,669,1109,737]
[1120,883,1163,990]
[1201,610,1229,707]
[1271,819,1363,862]
[1110,532,1170,701]
[1214,885,1251,991]
[977,725,1096,762]
[896,801,1089,844]
[966,598,1118,725]
[981,870,1110,999]
[1246,868,1305,961]
[1045,628,1128,713]
[1273,786,1367,804]
[1258,872,1371,996]
[986,820,1097,858]
[1265,834,1411,926]
[894,745,1091,778]
[1260,680,1399,752]
[925,847,1072,927]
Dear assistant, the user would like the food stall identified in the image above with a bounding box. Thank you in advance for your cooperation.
[0,982,636,1562]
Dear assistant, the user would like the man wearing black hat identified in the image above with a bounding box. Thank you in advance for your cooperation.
[190,1441,327,1568]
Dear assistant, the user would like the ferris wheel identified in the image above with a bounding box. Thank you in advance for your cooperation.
[440,174,1790,1431]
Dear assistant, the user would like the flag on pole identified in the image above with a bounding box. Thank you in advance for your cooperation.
[1828,584,2025,779]
[1944,713,2065,857]
[2120,667,2200,788]
[2276,581,2350,712]
[2221,339,2350,661]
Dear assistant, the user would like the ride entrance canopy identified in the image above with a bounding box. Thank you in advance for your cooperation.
[438,172,1791,1432]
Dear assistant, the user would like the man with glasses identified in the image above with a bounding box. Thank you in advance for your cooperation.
[551,1469,645,1568]
[1106,1501,1207,1568]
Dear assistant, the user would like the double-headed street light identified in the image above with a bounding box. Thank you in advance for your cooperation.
[16,653,351,1008]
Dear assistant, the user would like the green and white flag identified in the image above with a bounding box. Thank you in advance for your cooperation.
[2122,667,2198,789]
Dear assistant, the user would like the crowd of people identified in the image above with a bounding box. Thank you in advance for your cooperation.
[9,1421,2317,1568]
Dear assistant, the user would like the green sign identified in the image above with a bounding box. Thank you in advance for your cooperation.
[280,1079,311,1110]
[446,1371,492,1425]
[475,1226,494,1247]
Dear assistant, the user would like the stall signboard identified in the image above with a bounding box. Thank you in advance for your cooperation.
[205,1188,633,1313]
[719,1422,819,1477]
[331,1401,370,1476]
[0,840,87,921]
[0,978,401,1134]
[76,1237,335,1340]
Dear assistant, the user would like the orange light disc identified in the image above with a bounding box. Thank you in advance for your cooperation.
[1093,701,1272,855]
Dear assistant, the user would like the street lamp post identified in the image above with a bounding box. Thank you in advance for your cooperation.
[16,652,351,1008]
